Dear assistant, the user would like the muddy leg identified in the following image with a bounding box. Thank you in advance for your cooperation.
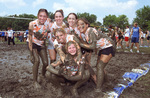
[39,48,48,77]
[32,49,41,89]
[95,60,107,92]
[71,71,90,97]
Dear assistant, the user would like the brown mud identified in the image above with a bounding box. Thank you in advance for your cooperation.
[0,43,150,98]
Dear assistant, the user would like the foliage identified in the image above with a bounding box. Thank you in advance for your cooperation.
[133,5,150,31]
[48,12,54,20]
[0,14,36,30]
[117,15,129,31]
[103,14,129,31]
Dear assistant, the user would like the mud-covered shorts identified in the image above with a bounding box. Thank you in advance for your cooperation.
[98,46,115,56]
[32,43,45,52]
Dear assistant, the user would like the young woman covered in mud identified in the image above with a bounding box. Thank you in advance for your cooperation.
[47,9,69,64]
[67,13,80,37]
[76,18,115,93]
[46,38,90,96]
[28,9,50,89]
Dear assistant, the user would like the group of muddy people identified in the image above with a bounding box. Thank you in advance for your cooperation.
[26,8,148,97]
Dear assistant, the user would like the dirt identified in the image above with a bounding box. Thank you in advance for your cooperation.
[0,43,150,98]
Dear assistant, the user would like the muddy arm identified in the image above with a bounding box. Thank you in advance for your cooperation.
[63,63,85,81]
[54,43,66,63]
[46,60,62,75]
[28,22,34,51]
[74,33,96,50]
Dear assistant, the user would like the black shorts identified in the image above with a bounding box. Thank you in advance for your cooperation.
[32,43,43,52]
[141,37,144,39]
[98,46,115,56]
[118,36,123,40]
[147,36,150,40]
[81,47,93,54]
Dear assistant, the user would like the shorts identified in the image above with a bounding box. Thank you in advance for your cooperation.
[32,43,45,52]
[115,36,118,40]
[118,36,123,40]
[131,37,139,43]
[141,37,144,39]
[147,36,150,40]
[98,46,115,57]
[125,37,129,41]
[47,40,54,49]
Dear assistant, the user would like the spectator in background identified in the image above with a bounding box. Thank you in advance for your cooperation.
[19,30,24,42]
[4,29,7,42]
[1,29,6,42]
[0,30,2,42]
[130,22,141,53]
[146,30,150,47]
[7,27,15,46]
[124,26,130,49]
[108,25,116,44]
[140,29,144,47]
[24,31,27,42]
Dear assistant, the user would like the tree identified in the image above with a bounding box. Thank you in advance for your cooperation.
[117,15,129,31]
[103,15,117,27]
[77,12,97,24]
[103,14,129,30]
[133,5,150,31]
[0,14,36,30]
[48,12,54,20]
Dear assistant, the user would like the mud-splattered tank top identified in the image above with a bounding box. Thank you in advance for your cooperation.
[32,19,49,46]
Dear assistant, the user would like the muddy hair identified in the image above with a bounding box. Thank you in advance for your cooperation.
[67,13,78,19]
[77,17,90,27]
[37,8,49,17]
[65,41,77,54]
[53,28,66,36]
[54,9,64,17]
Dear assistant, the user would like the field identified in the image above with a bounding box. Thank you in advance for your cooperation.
[0,40,150,98]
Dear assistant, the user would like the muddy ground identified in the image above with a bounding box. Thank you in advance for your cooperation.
[0,43,150,98]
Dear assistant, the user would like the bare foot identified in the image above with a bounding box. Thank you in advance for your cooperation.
[34,82,41,89]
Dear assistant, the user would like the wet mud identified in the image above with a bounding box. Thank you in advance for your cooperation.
[0,43,150,98]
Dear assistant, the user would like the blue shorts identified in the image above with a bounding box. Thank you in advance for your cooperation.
[47,40,54,49]
[131,37,139,43]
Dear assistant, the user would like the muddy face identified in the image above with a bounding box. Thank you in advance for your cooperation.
[77,20,88,33]
[38,12,48,25]
[67,44,77,55]
[55,31,66,44]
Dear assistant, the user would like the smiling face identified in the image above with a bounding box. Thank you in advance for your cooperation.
[77,20,88,33]
[67,14,77,28]
[55,12,64,26]
[38,12,48,25]
[68,44,77,55]
[55,31,66,44]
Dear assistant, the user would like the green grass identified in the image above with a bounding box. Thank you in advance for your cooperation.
[14,37,27,44]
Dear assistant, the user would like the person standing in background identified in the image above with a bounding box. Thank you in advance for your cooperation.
[124,26,130,49]
[7,27,15,46]
[130,22,141,53]
[146,30,150,47]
